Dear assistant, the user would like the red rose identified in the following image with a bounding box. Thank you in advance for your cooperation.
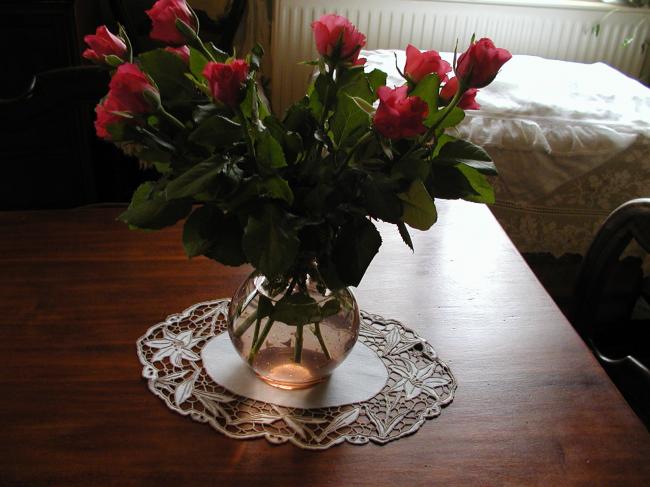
[404,44,451,83]
[203,60,249,108]
[373,86,428,140]
[83,26,127,64]
[108,63,158,114]
[146,0,196,45]
[94,96,123,140]
[165,45,190,63]
[311,14,366,64]
[440,77,481,110]
[456,38,512,88]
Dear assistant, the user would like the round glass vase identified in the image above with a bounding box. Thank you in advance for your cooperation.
[227,270,360,390]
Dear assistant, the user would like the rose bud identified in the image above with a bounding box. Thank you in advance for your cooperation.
[203,60,249,108]
[94,95,124,140]
[311,14,366,64]
[404,44,451,84]
[456,38,512,88]
[373,85,428,140]
[146,0,197,45]
[440,77,480,110]
[165,45,191,64]
[107,63,159,114]
[83,26,127,64]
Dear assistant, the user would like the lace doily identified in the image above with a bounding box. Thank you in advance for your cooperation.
[136,299,457,450]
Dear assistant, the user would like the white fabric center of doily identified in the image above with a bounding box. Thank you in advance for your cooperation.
[201,334,388,408]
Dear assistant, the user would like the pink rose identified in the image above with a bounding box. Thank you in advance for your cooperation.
[404,44,451,83]
[311,14,366,64]
[165,45,190,63]
[94,96,123,140]
[107,63,158,114]
[82,26,127,64]
[203,60,249,108]
[146,0,196,45]
[440,77,481,110]
[456,38,512,88]
[373,86,428,140]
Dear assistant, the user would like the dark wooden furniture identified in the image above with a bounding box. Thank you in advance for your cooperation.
[574,198,650,426]
[1,201,649,485]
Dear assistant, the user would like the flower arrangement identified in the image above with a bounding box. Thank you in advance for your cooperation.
[86,0,510,371]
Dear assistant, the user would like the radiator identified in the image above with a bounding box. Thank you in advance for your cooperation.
[270,0,650,114]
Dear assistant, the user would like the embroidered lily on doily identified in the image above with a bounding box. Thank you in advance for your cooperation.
[145,328,202,366]
[388,360,450,400]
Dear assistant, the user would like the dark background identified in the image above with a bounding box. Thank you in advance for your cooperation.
[0,0,243,210]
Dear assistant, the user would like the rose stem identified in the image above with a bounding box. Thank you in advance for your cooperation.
[248,318,275,364]
[312,322,331,360]
[247,277,299,364]
[294,324,304,363]
[233,309,258,337]
[251,315,261,347]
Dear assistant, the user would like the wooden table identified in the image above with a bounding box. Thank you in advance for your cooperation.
[1,201,649,486]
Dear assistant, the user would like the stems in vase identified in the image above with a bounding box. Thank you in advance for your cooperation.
[312,322,331,360]
[248,318,275,364]
[294,324,304,363]
[252,315,261,347]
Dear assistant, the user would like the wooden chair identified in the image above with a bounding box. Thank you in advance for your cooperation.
[573,198,650,427]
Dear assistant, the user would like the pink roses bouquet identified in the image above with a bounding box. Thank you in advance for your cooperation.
[87,1,511,291]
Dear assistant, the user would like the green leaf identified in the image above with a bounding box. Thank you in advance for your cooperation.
[437,138,491,161]
[188,115,242,151]
[398,179,438,231]
[337,67,375,102]
[434,139,497,175]
[329,94,371,148]
[361,175,402,223]
[367,69,387,97]
[182,205,216,257]
[240,80,258,119]
[333,216,382,287]
[119,182,192,230]
[272,293,321,326]
[397,221,414,251]
[210,228,247,268]
[350,96,375,115]
[105,55,123,68]
[411,73,440,126]
[283,103,317,146]
[456,164,495,203]
[189,47,208,81]
[256,131,287,170]
[247,43,264,72]
[429,106,465,130]
[427,163,495,203]
[242,205,300,278]
[432,134,456,158]
[165,158,226,199]
[259,176,294,205]
[138,49,195,102]
[308,74,335,120]
[391,149,430,181]
[183,205,247,265]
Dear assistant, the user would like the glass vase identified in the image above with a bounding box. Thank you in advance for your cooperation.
[227,268,360,390]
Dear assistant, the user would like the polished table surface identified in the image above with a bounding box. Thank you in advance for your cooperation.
[1,201,649,486]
